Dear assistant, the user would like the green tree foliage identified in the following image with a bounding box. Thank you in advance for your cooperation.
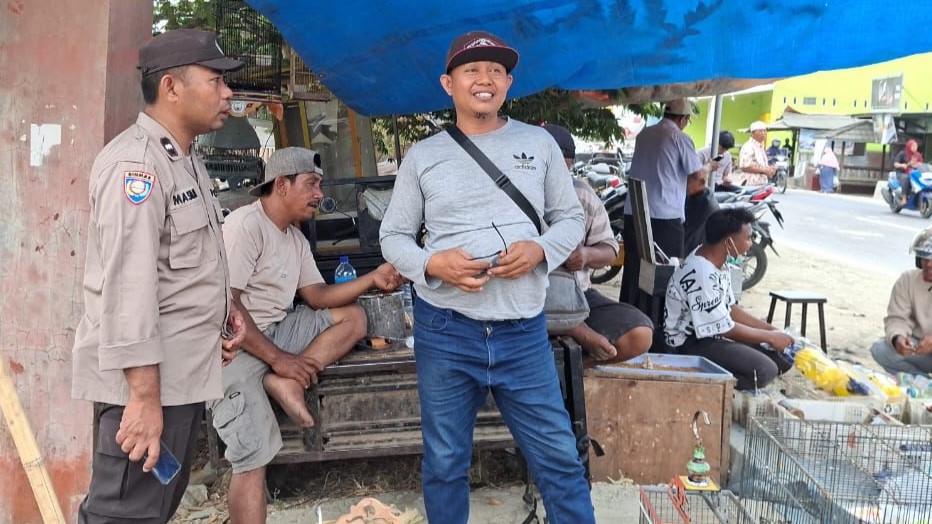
[153,0,215,34]
[372,89,665,160]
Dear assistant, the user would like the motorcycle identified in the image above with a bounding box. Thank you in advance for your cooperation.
[881,164,932,218]
[575,162,622,193]
[715,183,776,205]
[732,199,783,290]
[589,183,627,284]
[587,183,782,289]
[768,154,790,194]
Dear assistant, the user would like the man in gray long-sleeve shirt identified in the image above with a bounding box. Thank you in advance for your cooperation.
[379,30,594,524]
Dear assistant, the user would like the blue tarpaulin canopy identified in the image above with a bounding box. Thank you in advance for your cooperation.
[246,0,932,117]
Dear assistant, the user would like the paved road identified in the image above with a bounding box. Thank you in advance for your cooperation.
[764,189,927,276]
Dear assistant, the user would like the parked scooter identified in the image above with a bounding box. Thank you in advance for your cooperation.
[715,183,776,205]
[881,164,932,218]
[589,183,627,284]
[577,162,622,193]
[768,154,789,194]
[718,191,783,290]
[587,183,782,289]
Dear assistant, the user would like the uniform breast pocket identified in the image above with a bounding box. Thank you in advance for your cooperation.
[169,205,215,269]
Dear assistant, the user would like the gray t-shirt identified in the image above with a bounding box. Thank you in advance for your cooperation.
[697,146,733,185]
[224,200,324,332]
[623,118,703,221]
[379,118,584,321]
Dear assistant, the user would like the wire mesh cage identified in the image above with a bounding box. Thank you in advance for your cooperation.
[214,0,282,93]
[741,416,932,524]
[195,116,264,196]
[287,45,333,100]
[639,485,759,524]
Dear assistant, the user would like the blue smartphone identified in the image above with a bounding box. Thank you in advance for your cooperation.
[150,441,181,485]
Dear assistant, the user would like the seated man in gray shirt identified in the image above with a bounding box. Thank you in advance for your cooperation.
[697,130,737,192]
[213,148,402,524]
[544,124,654,361]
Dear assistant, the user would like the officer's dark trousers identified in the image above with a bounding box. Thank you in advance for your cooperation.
[78,402,204,524]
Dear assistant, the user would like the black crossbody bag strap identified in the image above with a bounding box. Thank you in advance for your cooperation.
[447,125,543,235]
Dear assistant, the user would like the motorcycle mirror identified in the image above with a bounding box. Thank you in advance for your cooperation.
[319,197,337,214]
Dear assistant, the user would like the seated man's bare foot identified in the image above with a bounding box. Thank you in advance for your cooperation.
[569,324,617,361]
[263,374,315,428]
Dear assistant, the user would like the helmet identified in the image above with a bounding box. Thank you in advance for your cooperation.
[910,227,932,267]
[719,131,735,149]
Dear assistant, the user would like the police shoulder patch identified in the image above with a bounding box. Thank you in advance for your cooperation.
[123,171,156,205]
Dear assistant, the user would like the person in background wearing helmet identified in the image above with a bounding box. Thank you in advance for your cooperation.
[697,130,738,192]
[870,228,932,376]
[620,98,712,307]
[893,139,924,207]
[543,124,654,362]
[767,138,783,159]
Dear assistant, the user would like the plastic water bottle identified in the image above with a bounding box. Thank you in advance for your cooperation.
[334,256,357,283]
[402,283,414,317]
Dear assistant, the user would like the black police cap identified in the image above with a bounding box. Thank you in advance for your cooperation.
[139,29,245,76]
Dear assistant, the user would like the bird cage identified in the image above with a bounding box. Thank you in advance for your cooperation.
[741,416,932,524]
[639,482,758,524]
[214,0,282,93]
[196,116,263,199]
[286,45,332,101]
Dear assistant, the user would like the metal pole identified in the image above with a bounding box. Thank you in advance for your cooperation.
[708,95,723,188]
[392,114,402,166]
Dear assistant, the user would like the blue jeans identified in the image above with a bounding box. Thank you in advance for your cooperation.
[819,166,836,193]
[413,298,595,524]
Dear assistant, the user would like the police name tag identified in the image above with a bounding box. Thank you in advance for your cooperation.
[124,171,155,205]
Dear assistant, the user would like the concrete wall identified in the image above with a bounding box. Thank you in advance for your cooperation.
[0,1,151,521]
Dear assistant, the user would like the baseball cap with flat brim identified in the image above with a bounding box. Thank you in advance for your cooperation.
[250,147,324,197]
[445,31,519,73]
[543,124,576,160]
[139,29,245,76]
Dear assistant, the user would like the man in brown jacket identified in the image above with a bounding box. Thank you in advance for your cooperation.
[72,29,246,523]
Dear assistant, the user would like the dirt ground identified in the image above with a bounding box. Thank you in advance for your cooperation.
[173,244,898,522]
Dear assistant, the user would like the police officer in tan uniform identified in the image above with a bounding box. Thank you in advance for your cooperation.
[72,29,247,523]
[214,147,401,524]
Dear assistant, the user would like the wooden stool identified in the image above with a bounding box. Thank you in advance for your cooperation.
[766,290,828,353]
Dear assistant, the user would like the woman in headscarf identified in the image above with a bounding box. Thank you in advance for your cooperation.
[894,139,924,206]
[818,143,840,194]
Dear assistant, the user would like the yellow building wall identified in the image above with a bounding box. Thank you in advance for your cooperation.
[770,51,932,118]
[688,92,775,150]
[682,52,932,154]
